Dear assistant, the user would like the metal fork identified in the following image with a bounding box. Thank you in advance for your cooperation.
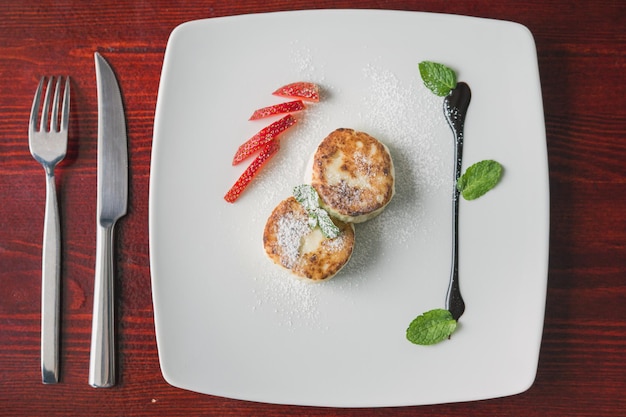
[28,76,70,384]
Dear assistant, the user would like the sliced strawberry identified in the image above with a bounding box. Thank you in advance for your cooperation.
[273,82,320,102]
[232,114,296,165]
[249,100,305,120]
[224,141,280,203]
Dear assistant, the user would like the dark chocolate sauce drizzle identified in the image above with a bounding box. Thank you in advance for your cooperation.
[443,82,471,321]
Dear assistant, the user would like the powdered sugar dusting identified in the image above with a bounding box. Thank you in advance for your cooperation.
[276,212,310,269]
[323,229,349,252]
[252,271,325,330]
[361,63,448,191]
[356,63,449,247]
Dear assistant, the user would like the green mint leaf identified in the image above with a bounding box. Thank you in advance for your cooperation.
[293,184,340,238]
[406,308,457,345]
[293,184,320,211]
[418,61,457,96]
[313,208,340,239]
[457,159,503,200]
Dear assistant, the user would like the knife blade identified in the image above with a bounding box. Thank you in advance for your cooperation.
[89,52,128,388]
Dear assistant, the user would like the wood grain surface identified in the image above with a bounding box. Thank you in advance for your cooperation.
[1,1,625,416]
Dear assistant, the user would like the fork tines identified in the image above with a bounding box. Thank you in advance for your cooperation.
[30,76,70,134]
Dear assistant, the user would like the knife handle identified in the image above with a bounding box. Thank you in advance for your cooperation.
[89,223,116,388]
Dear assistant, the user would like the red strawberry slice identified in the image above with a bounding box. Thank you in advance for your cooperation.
[273,82,320,102]
[232,114,296,165]
[249,100,305,120]
[224,141,280,203]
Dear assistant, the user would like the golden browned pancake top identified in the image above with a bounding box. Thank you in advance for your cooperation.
[311,128,395,223]
[263,196,355,281]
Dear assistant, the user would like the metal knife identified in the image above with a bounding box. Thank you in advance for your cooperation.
[89,52,128,388]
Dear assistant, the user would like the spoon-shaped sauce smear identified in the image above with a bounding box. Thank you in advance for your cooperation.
[443,82,471,321]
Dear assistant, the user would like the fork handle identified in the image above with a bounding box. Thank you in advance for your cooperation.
[89,223,116,388]
[41,170,61,384]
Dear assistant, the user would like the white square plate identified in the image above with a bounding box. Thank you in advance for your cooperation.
[149,10,549,407]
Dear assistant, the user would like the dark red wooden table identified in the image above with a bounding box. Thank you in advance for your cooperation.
[1,1,625,416]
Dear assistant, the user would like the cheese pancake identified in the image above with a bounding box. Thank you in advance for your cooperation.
[311,128,395,223]
[263,197,355,281]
